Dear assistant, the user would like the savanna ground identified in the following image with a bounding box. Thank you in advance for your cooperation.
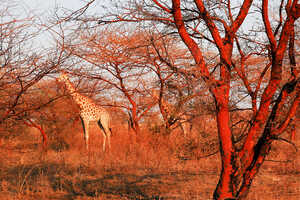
[0,120,299,200]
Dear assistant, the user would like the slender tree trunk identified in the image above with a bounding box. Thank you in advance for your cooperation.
[23,119,48,149]
[131,111,140,135]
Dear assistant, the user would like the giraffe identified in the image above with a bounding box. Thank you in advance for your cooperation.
[151,89,191,136]
[58,72,112,151]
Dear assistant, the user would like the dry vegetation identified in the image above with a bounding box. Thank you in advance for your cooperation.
[1,1,299,199]
[0,117,299,200]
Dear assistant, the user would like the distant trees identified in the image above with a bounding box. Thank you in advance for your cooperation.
[0,2,68,147]
[59,0,300,199]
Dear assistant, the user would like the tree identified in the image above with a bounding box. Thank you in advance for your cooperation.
[0,2,70,148]
[60,0,299,199]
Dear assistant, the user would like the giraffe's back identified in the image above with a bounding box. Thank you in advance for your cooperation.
[80,102,109,121]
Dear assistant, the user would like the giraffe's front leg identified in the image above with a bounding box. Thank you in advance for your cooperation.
[80,116,89,150]
[107,131,111,150]
[97,120,107,152]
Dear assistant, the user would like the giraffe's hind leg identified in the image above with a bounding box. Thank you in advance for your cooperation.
[80,116,89,150]
[97,120,108,152]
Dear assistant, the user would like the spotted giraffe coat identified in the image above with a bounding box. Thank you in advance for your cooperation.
[58,73,111,151]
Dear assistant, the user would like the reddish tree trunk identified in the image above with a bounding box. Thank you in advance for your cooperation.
[23,119,48,149]
[130,105,141,135]
[212,83,237,199]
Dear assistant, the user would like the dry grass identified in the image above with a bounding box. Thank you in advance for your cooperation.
[0,123,299,200]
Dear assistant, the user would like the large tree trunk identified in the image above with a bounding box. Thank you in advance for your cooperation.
[212,83,237,200]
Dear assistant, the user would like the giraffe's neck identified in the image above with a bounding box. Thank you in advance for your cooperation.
[154,93,172,116]
[161,99,173,116]
[64,78,87,107]
[64,78,76,94]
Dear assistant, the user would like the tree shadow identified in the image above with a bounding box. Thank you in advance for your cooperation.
[0,162,207,199]
[49,171,185,199]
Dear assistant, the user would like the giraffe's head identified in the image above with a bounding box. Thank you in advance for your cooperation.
[57,72,69,83]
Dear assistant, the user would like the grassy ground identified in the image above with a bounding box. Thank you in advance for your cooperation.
[0,124,299,200]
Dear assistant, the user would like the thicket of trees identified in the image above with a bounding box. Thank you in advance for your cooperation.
[0,1,299,199]
[0,2,72,147]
